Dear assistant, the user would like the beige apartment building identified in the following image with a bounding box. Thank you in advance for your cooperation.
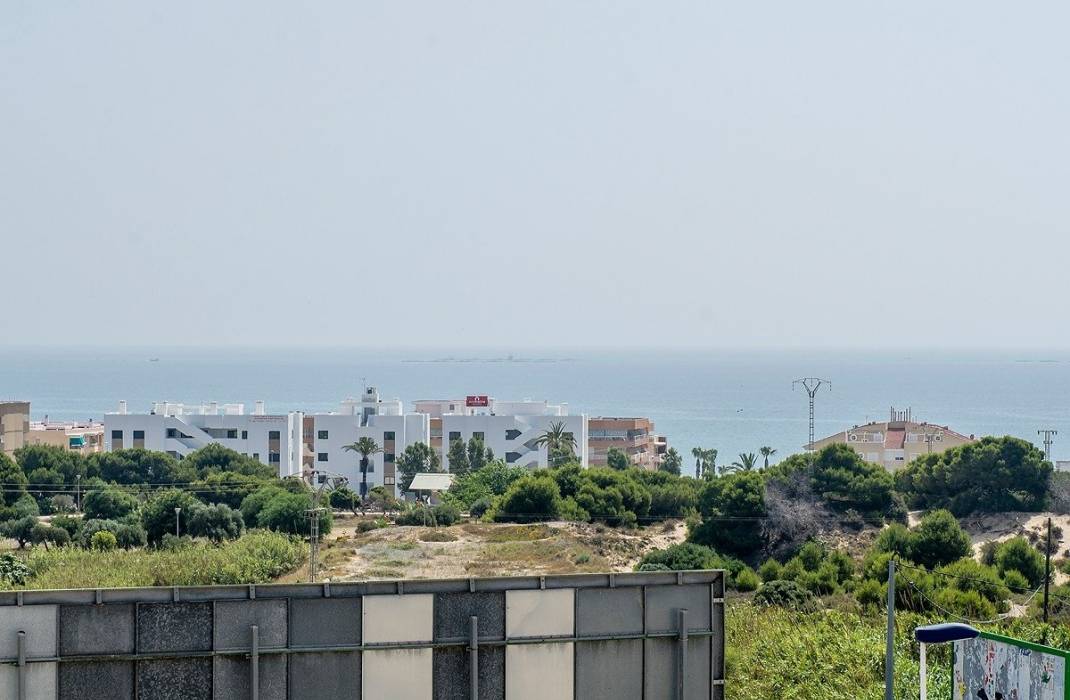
[0,401,104,457]
[0,401,30,457]
[811,407,974,471]
[588,417,662,470]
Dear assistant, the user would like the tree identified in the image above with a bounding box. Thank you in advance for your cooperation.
[2,516,37,549]
[83,487,139,521]
[447,438,470,476]
[606,448,630,471]
[186,503,244,542]
[396,442,442,492]
[995,536,1046,587]
[343,437,382,498]
[494,475,561,522]
[909,509,972,569]
[14,444,85,483]
[239,485,289,527]
[257,490,331,536]
[91,531,118,551]
[637,543,720,571]
[0,452,28,507]
[659,448,682,475]
[86,449,191,485]
[759,446,777,469]
[896,436,1052,516]
[445,461,525,510]
[140,489,202,543]
[729,453,759,472]
[533,422,577,467]
[690,448,717,478]
[329,486,360,514]
[192,472,264,510]
[182,443,275,479]
[466,436,493,472]
[689,471,766,557]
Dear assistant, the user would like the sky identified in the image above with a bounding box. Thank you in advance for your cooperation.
[2,2,1068,349]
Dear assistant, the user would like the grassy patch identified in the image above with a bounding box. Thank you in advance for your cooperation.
[419,530,458,543]
[9,531,305,590]
[477,524,555,543]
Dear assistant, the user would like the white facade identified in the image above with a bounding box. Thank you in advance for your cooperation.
[103,401,303,477]
[308,388,430,495]
[416,397,587,470]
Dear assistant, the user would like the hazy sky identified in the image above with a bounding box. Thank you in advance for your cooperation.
[3,2,1068,349]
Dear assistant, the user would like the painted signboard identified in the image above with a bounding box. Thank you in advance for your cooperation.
[466,395,489,407]
[954,632,1069,700]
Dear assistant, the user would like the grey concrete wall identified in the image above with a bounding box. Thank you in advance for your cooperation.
[0,570,724,699]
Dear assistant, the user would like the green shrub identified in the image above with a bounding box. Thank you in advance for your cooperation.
[140,489,203,543]
[0,553,30,585]
[936,558,1008,607]
[690,471,766,557]
[873,523,912,558]
[1002,569,1029,593]
[909,510,972,569]
[80,519,121,548]
[797,541,827,571]
[556,497,589,522]
[996,537,1045,587]
[257,491,331,536]
[114,523,148,549]
[50,514,82,540]
[432,503,460,526]
[186,503,244,542]
[469,497,494,519]
[91,531,118,551]
[396,506,436,526]
[494,475,561,523]
[735,567,761,592]
[637,543,719,571]
[83,488,139,521]
[854,578,885,611]
[758,559,783,582]
[754,580,818,612]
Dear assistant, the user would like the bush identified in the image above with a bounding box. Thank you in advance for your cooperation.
[996,537,1046,587]
[432,503,460,526]
[91,531,118,551]
[854,578,884,611]
[469,497,494,519]
[1002,569,1029,593]
[754,580,818,612]
[909,510,972,569]
[936,558,1009,607]
[115,523,148,549]
[494,476,560,523]
[140,489,204,543]
[735,567,761,592]
[873,523,912,558]
[239,486,287,526]
[690,471,766,557]
[50,514,82,540]
[556,497,589,522]
[186,503,244,542]
[83,488,139,521]
[0,552,31,585]
[637,543,719,571]
[758,559,783,582]
[796,541,827,571]
[648,481,698,519]
[257,491,331,536]
[396,506,436,527]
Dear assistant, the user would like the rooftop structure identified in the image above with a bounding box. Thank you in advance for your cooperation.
[811,407,975,471]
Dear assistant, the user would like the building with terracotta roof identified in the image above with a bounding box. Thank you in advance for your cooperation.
[811,407,975,471]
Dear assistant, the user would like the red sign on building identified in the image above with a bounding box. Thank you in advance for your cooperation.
[465,395,489,407]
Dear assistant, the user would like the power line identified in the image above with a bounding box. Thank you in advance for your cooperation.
[793,378,831,454]
[1039,429,1058,462]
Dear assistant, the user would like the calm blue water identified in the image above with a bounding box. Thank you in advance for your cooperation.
[2,347,1070,462]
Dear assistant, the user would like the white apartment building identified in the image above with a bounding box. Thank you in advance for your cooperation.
[306,387,430,496]
[103,400,304,477]
[413,396,588,470]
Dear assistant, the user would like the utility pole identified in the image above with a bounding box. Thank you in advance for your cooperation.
[174,507,181,538]
[885,557,896,700]
[1039,429,1058,462]
[306,470,347,583]
[1044,517,1052,624]
[75,474,81,512]
[793,378,831,455]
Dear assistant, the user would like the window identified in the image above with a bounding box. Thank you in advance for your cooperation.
[317,453,329,462]
[448,431,461,441]
[223,429,235,439]
[241,430,248,440]
[473,431,484,440]
[505,429,522,441]
[253,453,260,461]
[269,453,281,463]
[384,431,395,441]
[166,428,177,439]
[318,430,329,440]
[133,430,145,439]
[506,451,521,463]
[384,453,395,463]
[268,430,281,440]
[384,476,395,485]
[112,430,123,439]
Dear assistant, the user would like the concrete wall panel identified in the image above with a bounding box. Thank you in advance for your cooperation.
[363,648,432,700]
[504,590,573,638]
[137,603,212,654]
[504,643,573,700]
[136,658,212,700]
[213,654,287,700]
[59,660,134,700]
[576,587,642,637]
[0,605,57,658]
[0,662,56,700]
[645,584,711,634]
[213,600,288,650]
[288,651,361,700]
[433,592,504,642]
[575,639,642,699]
[362,594,433,644]
[289,598,361,647]
[433,647,505,700]
[60,604,135,655]
[643,637,711,700]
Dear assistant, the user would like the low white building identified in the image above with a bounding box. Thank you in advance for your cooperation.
[103,400,304,477]
[306,387,430,496]
[414,396,588,470]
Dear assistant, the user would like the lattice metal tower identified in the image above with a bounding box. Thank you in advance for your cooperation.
[1039,429,1058,461]
[793,378,831,453]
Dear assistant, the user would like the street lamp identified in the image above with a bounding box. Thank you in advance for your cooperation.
[174,507,182,538]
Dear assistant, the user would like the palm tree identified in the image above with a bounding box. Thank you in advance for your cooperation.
[729,452,758,472]
[759,446,777,469]
[691,447,704,479]
[533,421,577,466]
[343,437,382,497]
[690,447,718,478]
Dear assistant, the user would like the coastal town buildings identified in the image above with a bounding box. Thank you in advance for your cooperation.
[0,401,30,457]
[1,401,104,456]
[811,407,975,471]
[413,396,588,469]
[588,417,662,469]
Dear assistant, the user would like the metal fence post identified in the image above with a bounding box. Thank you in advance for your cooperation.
[251,625,259,700]
[469,616,479,700]
[17,631,26,700]
[677,609,688,700]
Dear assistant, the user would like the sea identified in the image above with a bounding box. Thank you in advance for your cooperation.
[2,347,1070,463]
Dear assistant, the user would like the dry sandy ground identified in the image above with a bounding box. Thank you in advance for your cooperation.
[277,518,687,583]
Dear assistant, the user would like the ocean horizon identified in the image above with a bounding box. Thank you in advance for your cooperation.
[3,346,1069,464]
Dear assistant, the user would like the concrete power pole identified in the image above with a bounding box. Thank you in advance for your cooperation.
[306,470,348,583]
[1039,429,1057,462]
[793,378,831,455]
